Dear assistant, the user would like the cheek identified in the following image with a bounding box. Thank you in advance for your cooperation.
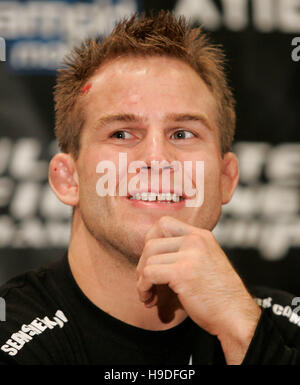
[200,155,223,195]
[189,152,221,180]
[80,154,99,182]
[80,146,116,176]
[78,149,122,198]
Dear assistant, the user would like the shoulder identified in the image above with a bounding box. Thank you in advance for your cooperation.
[0,258,72,364]
[0,258,66,317]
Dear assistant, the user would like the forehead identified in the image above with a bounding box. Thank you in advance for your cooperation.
[81,56,218,128]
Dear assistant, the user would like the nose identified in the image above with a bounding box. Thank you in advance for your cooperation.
[133,128,181,192]
[136,127,174,169]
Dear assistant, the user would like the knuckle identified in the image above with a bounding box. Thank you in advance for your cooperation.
[142,265,152,278]
[199,228,213,239]
[188,232,201,241]
[178,249,200,273]
[158,216,169,227]
[145,255,155,266]
[144,238,155,251]
[168,266,180,288]
[173,262,182,277]
[182,250,194,265]
[186,229,213,245]
[158,216,171,233]
[177,259,197,283]
[183,232,202,247]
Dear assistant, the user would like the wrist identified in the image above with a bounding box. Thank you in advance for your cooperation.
[217,304,262,365]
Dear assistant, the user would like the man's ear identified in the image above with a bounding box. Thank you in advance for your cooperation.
[48,153,79,207]
[221,152,239,205]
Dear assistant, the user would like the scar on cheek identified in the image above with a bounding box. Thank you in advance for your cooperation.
[81,83,92,95]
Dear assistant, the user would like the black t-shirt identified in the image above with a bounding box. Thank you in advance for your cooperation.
[1,253,300,365]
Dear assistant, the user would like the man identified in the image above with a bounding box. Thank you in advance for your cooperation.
[0,11,300,365]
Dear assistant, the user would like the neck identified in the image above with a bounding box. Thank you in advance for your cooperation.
[67,210,187,331]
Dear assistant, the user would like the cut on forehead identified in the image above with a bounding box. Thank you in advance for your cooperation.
[54,11,236,158]
[78,53,218,109]
[74,54,222,155]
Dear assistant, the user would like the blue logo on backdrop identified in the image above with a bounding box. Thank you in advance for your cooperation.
[0,0,141,74]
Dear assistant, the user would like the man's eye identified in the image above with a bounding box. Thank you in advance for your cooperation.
[110,131,133,139]
[171,130,195,139]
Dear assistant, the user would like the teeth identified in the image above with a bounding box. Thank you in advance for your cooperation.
[148,193,157,201]
[165,193,172,201]
[130,193,182,202]
[141,192,148,201]
[158,193,165,201]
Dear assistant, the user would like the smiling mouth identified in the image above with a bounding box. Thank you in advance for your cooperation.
[127,192,185,203]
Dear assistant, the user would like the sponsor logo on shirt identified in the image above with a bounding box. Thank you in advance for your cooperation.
[0,309,68,356]
[255,297,300,327]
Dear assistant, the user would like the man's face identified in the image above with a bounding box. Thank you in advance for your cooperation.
[75,56,235,264]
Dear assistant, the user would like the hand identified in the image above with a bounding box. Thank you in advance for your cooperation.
[136,216,261,364]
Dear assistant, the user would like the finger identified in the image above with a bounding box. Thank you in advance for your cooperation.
[145,216,196,242]
[138,285,154,302]
[137,252,179,289]
[137,264,174,301]
[137,237,183,278]
[146,252,179,266]
[137,276,154,302]
[143,237,183,258]
[144,295,158,308]
[144,288,158,308]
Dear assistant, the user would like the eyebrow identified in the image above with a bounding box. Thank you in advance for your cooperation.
[94,113,146,129]
[94,112,212,131]
[165,113,212,131]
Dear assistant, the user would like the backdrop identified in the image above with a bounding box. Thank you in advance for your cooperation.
[0,0,299,295]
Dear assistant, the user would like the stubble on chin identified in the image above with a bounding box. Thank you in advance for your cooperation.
[80,208,144,267]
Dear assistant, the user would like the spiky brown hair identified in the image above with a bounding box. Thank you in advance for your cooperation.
[54,10,236,158]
